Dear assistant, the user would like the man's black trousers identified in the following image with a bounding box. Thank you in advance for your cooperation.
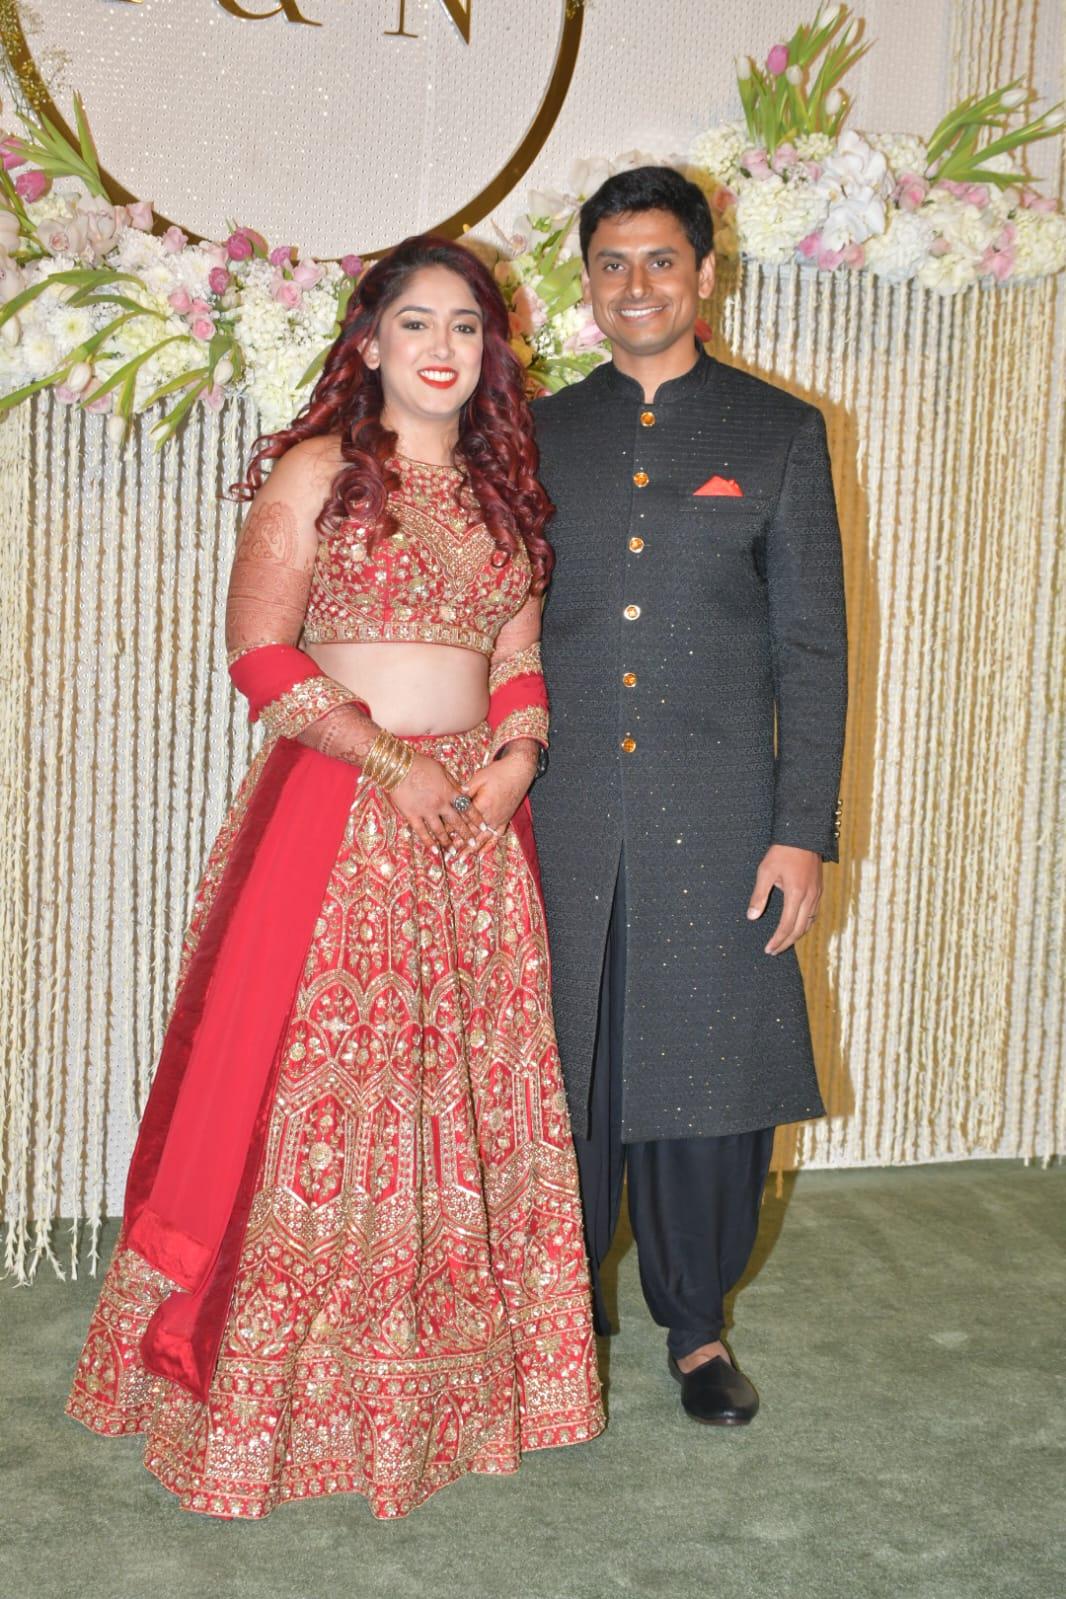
[572,848,775,1361]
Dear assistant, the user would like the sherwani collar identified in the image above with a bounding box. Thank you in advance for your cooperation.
[597,342,715,405]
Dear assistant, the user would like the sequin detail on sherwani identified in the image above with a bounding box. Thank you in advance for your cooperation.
[67,724,604,1519]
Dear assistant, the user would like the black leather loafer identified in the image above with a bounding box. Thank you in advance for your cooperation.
[669,1354,760,1426]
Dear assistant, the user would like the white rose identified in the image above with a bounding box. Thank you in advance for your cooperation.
[0,247,26,305]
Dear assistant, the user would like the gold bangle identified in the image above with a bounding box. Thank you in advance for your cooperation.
[362,729,413,791]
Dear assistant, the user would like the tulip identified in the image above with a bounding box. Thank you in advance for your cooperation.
[53,384,80,405]
[766,43,789,76]
[213,355,234,386]
[786,65,804,86]
[82,379,112,413]
[201,383,225,413]
[824,88,844,115]
[341,254,363,278]
[106,415,127,445]
[161,224,187,253]
[15,168,49,203]
[735,57,752,81]
[820,5,841,25]
[1001,86,1027,110]
[66,361,93,393]
[1,313,20,345]
[1,136,27,170]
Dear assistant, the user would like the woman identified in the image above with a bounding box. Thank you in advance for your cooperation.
[66,235,605,1519]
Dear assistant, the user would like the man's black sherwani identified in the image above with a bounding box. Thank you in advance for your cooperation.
[531,349,847,1143]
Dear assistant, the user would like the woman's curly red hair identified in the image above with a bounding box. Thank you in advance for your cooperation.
[230,235,554,592]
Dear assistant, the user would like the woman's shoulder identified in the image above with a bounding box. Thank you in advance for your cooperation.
[265,433,346,504]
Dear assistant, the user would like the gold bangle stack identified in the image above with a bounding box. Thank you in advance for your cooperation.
[361,728,413,791]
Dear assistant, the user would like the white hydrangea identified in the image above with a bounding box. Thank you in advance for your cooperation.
[916,250,980,293]
[794,132,835,162]
[868,132,929,176]
[923,190,998,257]
[863,209,937,281]
[736,175,827,263]
[1011,208,1066,279]
[689,121,746,185]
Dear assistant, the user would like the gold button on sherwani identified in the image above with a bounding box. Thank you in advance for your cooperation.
[632,470,649,487]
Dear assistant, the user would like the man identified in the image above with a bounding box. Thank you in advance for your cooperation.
[531,167,847,1425]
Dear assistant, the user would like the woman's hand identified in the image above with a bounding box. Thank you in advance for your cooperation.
[460,743,539,854]
[390,752,488,851]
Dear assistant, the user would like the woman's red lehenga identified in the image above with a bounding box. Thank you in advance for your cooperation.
[66,457,605,1519]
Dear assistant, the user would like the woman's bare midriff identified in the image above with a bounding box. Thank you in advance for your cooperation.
[304,640,490,735]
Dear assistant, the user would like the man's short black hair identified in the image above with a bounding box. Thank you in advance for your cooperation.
[578,166,714,267]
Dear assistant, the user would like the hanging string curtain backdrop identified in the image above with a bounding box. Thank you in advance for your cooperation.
[1,0,1065,1282]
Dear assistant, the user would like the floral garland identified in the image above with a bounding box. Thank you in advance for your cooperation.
[0,5,1062,443]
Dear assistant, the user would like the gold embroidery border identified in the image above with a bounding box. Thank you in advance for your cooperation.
[489,642,542,694]
[258,675,359,739]
[489,706,548,760]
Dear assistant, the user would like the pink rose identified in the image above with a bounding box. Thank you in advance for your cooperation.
[226,231,253,261]
[711,186,737,214]
[15,169,49,202]
[797,231,821,260]
[162,224,187,253]
[208,266,231,295]
[510,283,548,336]
[128,200,154,230]
[842,242,865,268]
[981,223,1016,282]
[203,243,229,269]
[271,276,302,309]
[766,43,789,75]
[895,171,929,212]
[930,237,951,256]
[168,287,192,314]
[269,245,295,267]
[340,254,363,278]
[293,261,322,287]
[190,297,211,314]
[1,137,26,171]
[1021,187,1057,213]
[190,315,216,341]
[771,142,798,174]
[563,307,605,354]
[740,148,772,181]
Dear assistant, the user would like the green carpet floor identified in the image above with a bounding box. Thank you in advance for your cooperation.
[2,1162,1063,1599]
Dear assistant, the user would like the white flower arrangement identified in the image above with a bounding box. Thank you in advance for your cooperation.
[0,5,1063,445]
[690,6,1065,289]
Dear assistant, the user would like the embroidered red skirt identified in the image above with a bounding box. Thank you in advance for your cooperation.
[66,723,605,1519]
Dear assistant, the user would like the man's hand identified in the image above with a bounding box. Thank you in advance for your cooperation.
[747,844,823,954]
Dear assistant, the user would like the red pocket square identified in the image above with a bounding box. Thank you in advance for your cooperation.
[694,475,744,497]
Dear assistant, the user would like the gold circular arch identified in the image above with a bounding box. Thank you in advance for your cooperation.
[0,1,584,258]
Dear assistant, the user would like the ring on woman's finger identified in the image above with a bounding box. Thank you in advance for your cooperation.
[451,794,472,815]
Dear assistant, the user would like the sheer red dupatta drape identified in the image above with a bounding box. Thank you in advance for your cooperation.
[122,647,367,1399]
